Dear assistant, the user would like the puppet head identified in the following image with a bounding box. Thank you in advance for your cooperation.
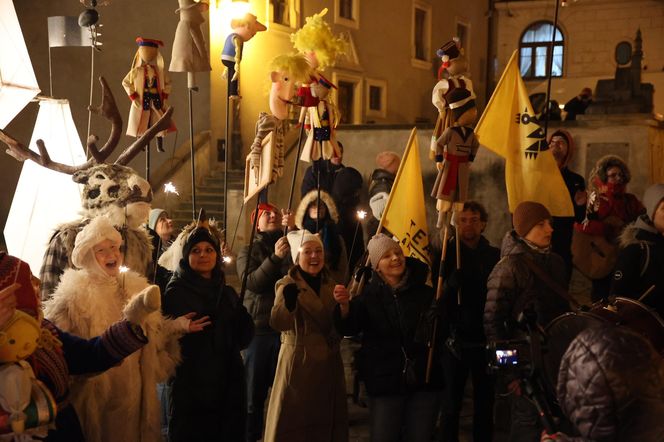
[72,164,152,228]
[133,37,164,67]
[310,76,336,100]
[231,13,266,42]
[436,38,468,78]
[291,8,347,70]
[448,87,477,125]
[269,53,310,119]
[0,254,42,363]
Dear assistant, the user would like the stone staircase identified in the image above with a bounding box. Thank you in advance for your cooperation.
[170,169,245,229]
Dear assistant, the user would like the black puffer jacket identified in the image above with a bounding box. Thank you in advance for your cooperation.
[163,264,254,441]
[236,230,292,334]
[557,325,664,441]
[334,258,444,396]
[484,231,570,342]
[610,217,664,315]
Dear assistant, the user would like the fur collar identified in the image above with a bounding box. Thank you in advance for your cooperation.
[295,189,340,228]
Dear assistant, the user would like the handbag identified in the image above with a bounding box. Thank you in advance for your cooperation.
[571,228,618,279]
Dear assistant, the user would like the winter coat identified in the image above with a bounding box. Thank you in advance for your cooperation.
[334,258,444,396]
[295,190,349,284]
[557,325,664,441]
[162,265,254,441]
[441,236,500,343]
[610,217,664,315]
[43,269,182,442]
[122,62,175,138]
[552,167,586,271]
[236,230,292,334]
[484,231,571,342]
[265,266,348,442]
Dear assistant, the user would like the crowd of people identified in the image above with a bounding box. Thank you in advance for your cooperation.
[1,129,664,442]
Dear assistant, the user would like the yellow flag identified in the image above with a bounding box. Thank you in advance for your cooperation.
[475,50,573,216]
[380,128,431,266]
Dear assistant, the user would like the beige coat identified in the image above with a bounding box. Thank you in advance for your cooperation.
[122,63,175,138]
[264,267,348,442]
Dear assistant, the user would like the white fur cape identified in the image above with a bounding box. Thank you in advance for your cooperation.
[43,269,181,442]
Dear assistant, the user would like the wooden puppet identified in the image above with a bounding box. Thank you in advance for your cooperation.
[431,87,479,228]
[300,77,340,162]
[122,38,176,152]
[289,8,346,171]
[221,13,266,97]
[248,53,310,184]
[170,0,212,73]
[430,39,474,160]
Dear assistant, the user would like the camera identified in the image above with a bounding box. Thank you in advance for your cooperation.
[495,349,519,366]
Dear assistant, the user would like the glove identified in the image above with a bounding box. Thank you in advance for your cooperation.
[124,285,161,324]
[283,283,299,312]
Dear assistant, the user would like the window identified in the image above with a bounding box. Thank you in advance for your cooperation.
[332,72,362,124]
[267,0,299,31]
[334,0,360,29]
[365,78,387,119]
[519,21,564,79]
[456,19,469,57]
[411,1,432,69]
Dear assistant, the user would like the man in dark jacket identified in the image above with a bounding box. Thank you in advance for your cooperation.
[548,131,586,279]
[440,201,500,442]
[236,203,292,442]
[611,183,664,314]
[484,201,571,442]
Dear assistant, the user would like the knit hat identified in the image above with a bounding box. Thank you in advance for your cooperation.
[286,230,323,263]
[182,227,221,260]
[367,233,402,269]
[642,184,664,220]
[71,216,123,269]
[513,201,551,238]
[148,209,167,231]
[250,203,279,226]
[0,253,38,319]
[375,151,401,175]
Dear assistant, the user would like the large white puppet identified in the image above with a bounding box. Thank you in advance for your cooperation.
[0,77,174,300]
[248,53,310,184]
[43,217,209,442]
[430,39,475,160]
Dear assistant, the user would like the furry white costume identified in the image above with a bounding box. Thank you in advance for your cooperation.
[43,217,185,442]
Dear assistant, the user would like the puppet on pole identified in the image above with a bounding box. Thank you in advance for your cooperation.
[170,0,212,218]
[289,8,346,231]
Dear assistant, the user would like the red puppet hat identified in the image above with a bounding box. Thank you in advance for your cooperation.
[135,37,164,48]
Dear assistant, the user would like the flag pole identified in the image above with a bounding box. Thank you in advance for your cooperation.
[542,0,563,141]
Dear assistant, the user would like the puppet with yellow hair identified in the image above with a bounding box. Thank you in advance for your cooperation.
[247,53,310,185]
[291,9,347,162]
[122,37,176,152]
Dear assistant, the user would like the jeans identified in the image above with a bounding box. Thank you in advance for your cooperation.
[244,333,280,442]
[157,382,171,440]
[440,345,494,442]
[369,390,439,442]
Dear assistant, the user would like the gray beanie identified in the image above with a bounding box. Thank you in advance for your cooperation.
[367,233,402,269]
[642,184,664,221]
[149,209,167,231]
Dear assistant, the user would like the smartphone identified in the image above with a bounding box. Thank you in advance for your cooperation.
[495,349,518,366]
